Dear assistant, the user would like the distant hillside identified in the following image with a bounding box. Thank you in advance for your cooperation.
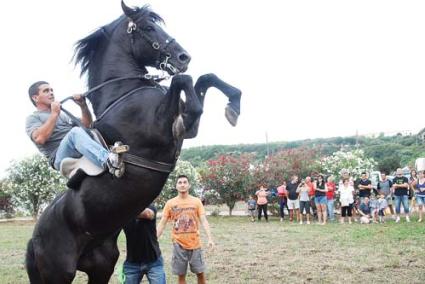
[181,134,425,170]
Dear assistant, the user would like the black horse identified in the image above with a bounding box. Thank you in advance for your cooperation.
[25,2,241,283]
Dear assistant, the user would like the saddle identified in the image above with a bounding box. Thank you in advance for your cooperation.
[60,129,107,189]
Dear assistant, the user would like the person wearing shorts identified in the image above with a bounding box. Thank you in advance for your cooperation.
[286,175,301,223]
[314,175,328,225]
[247,195,257,222]
[377,172,395,219]
[157,175,214,284]
[415,171,425,222]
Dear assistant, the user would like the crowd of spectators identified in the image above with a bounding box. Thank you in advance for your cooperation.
[249,168,424,224]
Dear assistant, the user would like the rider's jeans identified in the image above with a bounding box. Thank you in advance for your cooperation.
[53,127,109,170]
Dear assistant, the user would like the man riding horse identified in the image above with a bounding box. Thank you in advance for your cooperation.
[26,81,129,177]
[25,2,241,283]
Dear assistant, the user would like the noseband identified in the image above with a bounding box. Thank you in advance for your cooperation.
[126,20,178,74]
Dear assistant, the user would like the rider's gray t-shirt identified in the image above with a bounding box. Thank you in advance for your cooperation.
[25,111,75,159]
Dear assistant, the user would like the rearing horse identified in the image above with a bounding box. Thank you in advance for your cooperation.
[25,2,241,283]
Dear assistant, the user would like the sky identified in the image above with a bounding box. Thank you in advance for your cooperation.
[0,0,424,175]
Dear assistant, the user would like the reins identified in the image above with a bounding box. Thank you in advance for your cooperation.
[59,75,175,173]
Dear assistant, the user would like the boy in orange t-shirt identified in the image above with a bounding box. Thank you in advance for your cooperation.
[157,175,214,284]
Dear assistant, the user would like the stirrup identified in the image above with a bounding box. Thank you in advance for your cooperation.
[107,142,129,178]
[110,142,129,154]
[106,159,126,178]
[112,164,125,178]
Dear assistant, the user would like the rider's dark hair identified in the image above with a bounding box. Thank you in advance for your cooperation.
[28,81,49,106]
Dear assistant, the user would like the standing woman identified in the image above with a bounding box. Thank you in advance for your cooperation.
[315,175,328,225]
[256,184,270,222]
[339,179,355,224]
[415,171,425,222]
[409,170,418,213]
[277,181,287,222]
[298,180,311,224]
[326,176,336,222]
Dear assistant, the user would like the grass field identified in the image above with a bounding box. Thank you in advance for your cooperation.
[1,215,425,284]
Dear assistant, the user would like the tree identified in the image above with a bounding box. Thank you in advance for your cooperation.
[200,154,253,216]
[321,149,377,180]
[252,147,321,188]
[4,154,66,219]
[155,159,200,209]
[378,156,401,174]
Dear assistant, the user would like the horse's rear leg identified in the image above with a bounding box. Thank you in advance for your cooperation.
[195,73,241,119]
[78,235,120,284]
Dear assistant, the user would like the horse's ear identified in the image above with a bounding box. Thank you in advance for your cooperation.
[121,0,137,19]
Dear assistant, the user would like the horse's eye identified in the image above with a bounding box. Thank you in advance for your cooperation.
[143,26,155,32]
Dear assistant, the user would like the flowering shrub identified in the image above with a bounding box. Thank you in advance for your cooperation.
[4,154,66,219]
[321,149,376,180]
[251,147,320,188]
[200,154,253,215]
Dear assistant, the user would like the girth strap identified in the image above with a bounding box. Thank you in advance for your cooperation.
[123,153,175,173]
[91,129,175,173]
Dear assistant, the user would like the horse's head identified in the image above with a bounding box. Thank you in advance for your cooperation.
[75,2,192,115]
[121,1,191,75]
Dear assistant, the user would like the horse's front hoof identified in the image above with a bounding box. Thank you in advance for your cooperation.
[225,105,239,126]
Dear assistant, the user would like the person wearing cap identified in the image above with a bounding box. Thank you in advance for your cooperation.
[25,81,128,178]
[391,168,410,223]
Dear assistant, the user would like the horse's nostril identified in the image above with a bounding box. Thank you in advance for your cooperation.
[179,53,191,63]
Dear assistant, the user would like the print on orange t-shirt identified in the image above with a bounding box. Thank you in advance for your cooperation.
[163,195,205,250]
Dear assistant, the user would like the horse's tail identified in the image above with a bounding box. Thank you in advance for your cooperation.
[25,239,43,284]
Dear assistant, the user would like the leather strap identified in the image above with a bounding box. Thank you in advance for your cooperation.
[123,153,175,173]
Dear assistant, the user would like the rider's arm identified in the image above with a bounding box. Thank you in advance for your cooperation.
[73,94,92,128]
[31,102,60,145]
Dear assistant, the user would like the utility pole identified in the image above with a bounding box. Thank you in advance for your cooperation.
[265,131,270,158]
[355,129,359,148]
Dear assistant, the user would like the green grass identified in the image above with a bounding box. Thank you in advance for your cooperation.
[1,217,425,283]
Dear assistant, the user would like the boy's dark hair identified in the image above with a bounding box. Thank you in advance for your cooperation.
[28,81,48,106]
[176,174,189,182]
[361,172,367,175]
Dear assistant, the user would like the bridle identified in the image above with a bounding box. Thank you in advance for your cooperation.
[126,19,178,75]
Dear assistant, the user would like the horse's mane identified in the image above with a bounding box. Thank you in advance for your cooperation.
[73,5,164,78]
